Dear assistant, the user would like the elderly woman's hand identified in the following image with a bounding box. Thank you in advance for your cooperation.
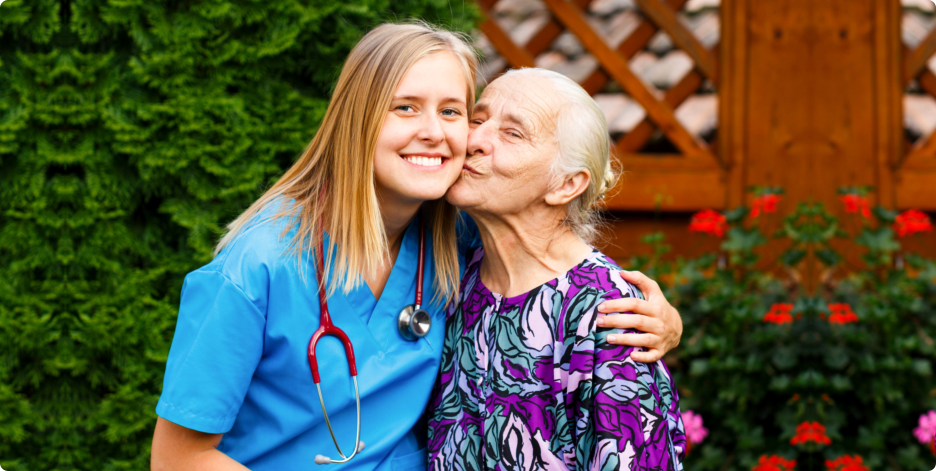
[595,270,683,363]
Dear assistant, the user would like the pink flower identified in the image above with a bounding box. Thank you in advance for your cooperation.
[913,410,936,445]
[681,410,708,444]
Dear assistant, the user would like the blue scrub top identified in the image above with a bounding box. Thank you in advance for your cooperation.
[156,206,477,470]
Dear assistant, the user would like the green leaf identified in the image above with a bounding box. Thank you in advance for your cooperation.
[824,346,849,370]
[912,359,932,376]
[872,205,898,223]
[781,248,807,267]
[815,248,841,266]
[772,346,798,370]
[723,206,749,223]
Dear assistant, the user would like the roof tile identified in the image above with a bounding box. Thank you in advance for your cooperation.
[905,94,936,138]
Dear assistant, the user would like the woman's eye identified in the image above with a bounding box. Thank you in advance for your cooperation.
[441,108,462,117]
[395,105,414,112]
[470,119,483,125]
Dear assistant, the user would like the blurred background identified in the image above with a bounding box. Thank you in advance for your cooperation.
[1,0,935,469]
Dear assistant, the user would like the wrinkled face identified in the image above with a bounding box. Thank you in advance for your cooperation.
[373,52,469,207]
[446,74,561,216]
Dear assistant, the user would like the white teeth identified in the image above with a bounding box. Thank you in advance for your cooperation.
[404,156,443,167]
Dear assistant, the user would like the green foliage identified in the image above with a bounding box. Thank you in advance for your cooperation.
[632,194,936,470]
[0,1,478,469]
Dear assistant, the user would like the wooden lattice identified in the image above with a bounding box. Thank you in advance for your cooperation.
[476,0,727,210]
[903,10,936,169]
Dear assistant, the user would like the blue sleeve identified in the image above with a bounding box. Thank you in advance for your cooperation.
[456,212,482,254]
[156,269,266,434]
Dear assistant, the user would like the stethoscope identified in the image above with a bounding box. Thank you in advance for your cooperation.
[308,217,430,465]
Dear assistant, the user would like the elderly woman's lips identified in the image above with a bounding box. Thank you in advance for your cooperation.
[462,163,481,175]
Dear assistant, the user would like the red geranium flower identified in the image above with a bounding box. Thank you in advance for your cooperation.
[828,303,858,325]
[763,303,794,324]
[894,210,933,237]
[752,455,797,471]
[689,209,728,237]
[790,421,831,446]
[751,193,782,218]
[825,455,868,471]
[840,194,871,219]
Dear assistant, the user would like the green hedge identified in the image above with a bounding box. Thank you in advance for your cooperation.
[631,193,936,470]
[0,1,476,469]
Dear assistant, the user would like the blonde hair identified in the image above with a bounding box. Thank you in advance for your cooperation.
[502,68,617,244]
[216,23,478,302]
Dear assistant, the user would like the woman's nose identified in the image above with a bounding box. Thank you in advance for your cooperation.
[467,123,494,157]
[417,113,445,144]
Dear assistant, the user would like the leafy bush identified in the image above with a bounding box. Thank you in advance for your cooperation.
[0,1,476,469]
[632,190,936,470]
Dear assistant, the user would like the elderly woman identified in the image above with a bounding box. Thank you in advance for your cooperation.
[427,69,686,471]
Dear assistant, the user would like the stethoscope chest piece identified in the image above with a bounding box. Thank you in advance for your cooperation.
[398,305,431,341]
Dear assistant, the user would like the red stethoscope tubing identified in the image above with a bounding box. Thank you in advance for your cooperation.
[307,233,357,384]
[414,215,425,309]
[306,216,426,384]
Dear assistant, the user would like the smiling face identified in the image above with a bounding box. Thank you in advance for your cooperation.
[373,51,470,209]
[446,73,562,217]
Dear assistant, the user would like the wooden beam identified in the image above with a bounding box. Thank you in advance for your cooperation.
[579,0,690,94]
[525,21,565,57]
[615,120,656,154]
[904,75,936,169]
[478,8,536,69]
[633,0,719,85]
[604,165,726,211]
[523,0,593,57]
[904,27,936,84]
[896,168,936,210]
[919,69,936,97]
[874,0,901,208]
[541,0,714,162]
[721,0,747,206]
[615,64,707,153]
[903,130,936,169]
[484,0,595,78]
[618,153,721,170]
[621,0,689,59]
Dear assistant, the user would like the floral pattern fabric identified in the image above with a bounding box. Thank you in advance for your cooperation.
[427,248,686,471]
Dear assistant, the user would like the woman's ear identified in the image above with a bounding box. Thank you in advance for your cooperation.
[545,169,590,206]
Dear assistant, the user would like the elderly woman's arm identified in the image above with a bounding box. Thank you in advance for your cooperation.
[595,270,683,363]
[573,306,687,466]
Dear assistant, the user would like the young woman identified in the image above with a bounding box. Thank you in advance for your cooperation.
[150,23,683,471]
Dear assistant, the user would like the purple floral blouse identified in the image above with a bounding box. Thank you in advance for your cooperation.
[427,248,686,471]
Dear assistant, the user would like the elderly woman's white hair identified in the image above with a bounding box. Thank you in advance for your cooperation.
[502,68,618,244]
